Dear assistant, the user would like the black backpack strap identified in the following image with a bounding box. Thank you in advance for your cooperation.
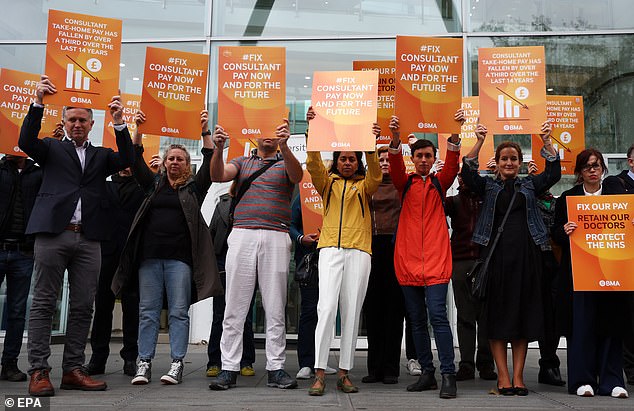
[229,158,282,224]
[401,174,446,209]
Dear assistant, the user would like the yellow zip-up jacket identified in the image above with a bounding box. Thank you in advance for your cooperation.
[306,151,381,255]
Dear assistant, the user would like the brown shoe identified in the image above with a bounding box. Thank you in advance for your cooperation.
[60,368,107,391]
[28,369,55,397]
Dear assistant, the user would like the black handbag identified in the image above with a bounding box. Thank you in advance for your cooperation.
[294,247,319,288]
[466,187,518,300]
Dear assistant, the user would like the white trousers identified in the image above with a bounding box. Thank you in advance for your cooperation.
[221,228,291,371]
[314,247,371,371]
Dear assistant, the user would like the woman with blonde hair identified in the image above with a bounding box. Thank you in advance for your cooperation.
[112,109,222,386]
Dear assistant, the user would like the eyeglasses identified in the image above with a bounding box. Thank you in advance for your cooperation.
[581,163,602,172]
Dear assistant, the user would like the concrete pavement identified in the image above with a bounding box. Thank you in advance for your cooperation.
[0,343,631,410]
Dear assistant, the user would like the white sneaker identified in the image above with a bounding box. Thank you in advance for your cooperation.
[576,384,594,397]
[407,359,422,376]
[296,367,312,379]
[611,386,629,398]
[324,366,337,375]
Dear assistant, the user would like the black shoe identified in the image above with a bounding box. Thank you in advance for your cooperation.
[0,359,27,382]
[455,365,475,381]
[538,367,566,386]
[83,362,106,376]
[209,370,238,390]
[361,375,381,383]
[406,370,438,392]
[513,386,529,396]
[382,376,398,384]
[439,374,457,399]
[123,360,136,377]
[478,367,498,381]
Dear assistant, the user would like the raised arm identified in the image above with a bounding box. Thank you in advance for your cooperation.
[210,125,238,182]
[106,95,135,175]
[387,115,408,191]
[277,119,303,184]
[129,109,156,190]
[530,121,561,195]
[193,109,214,199]
[459,123,488,196]
[18,75,57,163]
[363,122,382,196]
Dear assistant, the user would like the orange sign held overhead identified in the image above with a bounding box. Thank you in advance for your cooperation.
[438,97,494,171]
[478,46,546,135]
[101,93,161,167]
[138,46,209,140]
[531,95,584,175]
[45,9,122,109]
[353,61,394,145]
[566,195,634,291]
[299,170,323,237]
[218,46,285,141]
[308,71,378,152]
[395,36,463,135]
[0,69,61,155]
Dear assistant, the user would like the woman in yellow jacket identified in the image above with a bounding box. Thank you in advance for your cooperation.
[305,107,382,395]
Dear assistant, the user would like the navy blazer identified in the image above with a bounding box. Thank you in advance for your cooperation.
[18,104,134,241]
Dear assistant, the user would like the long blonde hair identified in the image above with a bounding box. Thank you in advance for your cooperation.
[162,144,193,189]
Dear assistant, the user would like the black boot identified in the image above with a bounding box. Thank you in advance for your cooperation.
[538,367,565,386]
[439,374,457,398]
[0,359,27,382]
[406,369,437,392]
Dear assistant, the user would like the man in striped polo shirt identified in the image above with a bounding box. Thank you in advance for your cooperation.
[208,120,303,390]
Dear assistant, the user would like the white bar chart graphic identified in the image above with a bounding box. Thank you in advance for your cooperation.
[65,63,91,91]
[498,95,521,118]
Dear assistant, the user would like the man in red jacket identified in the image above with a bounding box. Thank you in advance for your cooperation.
[387,110,463,399]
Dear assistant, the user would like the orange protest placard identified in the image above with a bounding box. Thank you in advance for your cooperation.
[299,170,323,236]
[218,46,285,141]
[138,47,208,140]
[45,9,122,109]
[307,71,378,152]
[478,46,546,135]
[353,61,394,145]
[227,138,257,161]
[395,36,463,135]
[531,95,584,175]
[438,97,494,170]
[0,69,61,155]
[101,92,161,167]
[566,195,634,291]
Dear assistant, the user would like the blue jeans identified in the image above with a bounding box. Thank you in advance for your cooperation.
[0,249,33,363]
[138,259,192,361]
[402,284,455,375]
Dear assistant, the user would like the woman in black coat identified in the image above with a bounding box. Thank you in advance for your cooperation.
[552,148,629,398]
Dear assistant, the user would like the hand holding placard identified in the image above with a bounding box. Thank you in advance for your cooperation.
[36,75,57,104]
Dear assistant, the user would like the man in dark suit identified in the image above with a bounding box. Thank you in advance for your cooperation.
[18,75,134,397]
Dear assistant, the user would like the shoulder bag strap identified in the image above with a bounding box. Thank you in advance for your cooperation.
[482,185,519,264]
[230,158,282,218]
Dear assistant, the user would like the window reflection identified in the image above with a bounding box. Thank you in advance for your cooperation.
[468,0,634,32]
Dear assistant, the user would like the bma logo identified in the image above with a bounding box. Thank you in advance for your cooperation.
[599,279,621,287]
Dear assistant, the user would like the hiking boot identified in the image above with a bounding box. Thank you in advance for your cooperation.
[131,360,151,385]
[160,359,183,384]
[209,370,238,390]
[267,369,298,389]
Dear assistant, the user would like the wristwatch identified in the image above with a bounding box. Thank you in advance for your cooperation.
[201,130,212,137]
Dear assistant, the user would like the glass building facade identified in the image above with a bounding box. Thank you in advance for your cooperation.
[1,0,632,338]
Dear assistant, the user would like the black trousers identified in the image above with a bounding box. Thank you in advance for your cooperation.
[363,235,405,378]
[538,250,560,369]
[622,295,634,383]
[451,258,493,371]
[89,251,139,364]
[567,292,624,395]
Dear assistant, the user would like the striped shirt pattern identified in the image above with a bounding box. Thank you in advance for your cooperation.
[230,153,293,232]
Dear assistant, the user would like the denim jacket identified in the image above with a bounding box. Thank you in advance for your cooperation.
[460,147,561,251]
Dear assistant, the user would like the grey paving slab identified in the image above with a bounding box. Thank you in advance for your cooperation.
[0,344,631,410]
